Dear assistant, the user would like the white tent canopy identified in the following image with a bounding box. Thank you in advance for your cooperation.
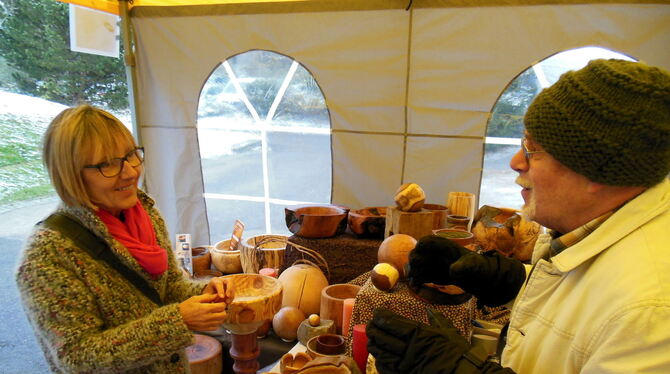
[90,1,670,244]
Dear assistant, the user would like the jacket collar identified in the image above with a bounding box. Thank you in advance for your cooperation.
[550,178,670,272]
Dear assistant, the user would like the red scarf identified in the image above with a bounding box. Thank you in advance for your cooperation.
[96,201,168,278]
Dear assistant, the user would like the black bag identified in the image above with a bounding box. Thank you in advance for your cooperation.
[42,213,163,306]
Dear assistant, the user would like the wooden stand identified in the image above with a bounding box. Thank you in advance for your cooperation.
[384,206,434,240]
[186,334,223,374]
[229,332,260,374]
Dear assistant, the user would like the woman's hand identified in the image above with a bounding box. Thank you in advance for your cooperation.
[178,294,228,331]
[202,277,235,304]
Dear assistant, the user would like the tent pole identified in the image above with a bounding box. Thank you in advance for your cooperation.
[118,0,142,148]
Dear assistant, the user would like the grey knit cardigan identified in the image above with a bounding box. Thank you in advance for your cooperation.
[16,190,207,373]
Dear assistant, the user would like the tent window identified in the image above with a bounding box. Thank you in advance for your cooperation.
[480,47,635,210]
[197,50,332,243]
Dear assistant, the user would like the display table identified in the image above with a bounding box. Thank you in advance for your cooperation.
[283,232,382,284]
[345,273,511,352]
[200,328,295,373]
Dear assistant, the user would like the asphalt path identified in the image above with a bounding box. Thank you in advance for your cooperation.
[0,197,57,373]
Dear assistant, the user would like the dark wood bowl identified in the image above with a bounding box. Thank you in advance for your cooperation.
[348,206,387,238]
[285,204,349,238]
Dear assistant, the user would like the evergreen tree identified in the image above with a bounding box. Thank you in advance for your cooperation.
[0,0,128,110]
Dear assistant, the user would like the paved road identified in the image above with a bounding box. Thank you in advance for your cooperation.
[0,197,57,373]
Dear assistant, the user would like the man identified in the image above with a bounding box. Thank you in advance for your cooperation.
[366,59,670,373]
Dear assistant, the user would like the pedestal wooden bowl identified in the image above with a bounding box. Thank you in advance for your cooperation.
[285,204,349,238]
[220,274,283,374]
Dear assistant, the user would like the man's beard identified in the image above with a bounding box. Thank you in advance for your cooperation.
[516,176,536,221]
[521,192,536,221]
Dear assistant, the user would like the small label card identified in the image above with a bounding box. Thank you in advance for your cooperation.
[175,233,193,276]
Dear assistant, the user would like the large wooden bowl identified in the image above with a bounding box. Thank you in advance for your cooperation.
[221,274,283,334]
[285,204,349,238]
[348,207,387,238]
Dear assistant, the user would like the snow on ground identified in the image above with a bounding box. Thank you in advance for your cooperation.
[0,90,132,131]
[0,90,68,116]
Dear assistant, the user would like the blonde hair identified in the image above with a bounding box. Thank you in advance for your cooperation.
[43,105,137,209]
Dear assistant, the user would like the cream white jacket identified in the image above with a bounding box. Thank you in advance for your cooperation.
[501,179,670,373]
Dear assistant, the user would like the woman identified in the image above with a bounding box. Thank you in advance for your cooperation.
[16,105,233,373]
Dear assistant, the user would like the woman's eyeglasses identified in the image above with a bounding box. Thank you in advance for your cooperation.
[83,147,144,177]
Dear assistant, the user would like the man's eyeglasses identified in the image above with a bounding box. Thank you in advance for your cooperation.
[83,147,144,177]
[521,137,545,161]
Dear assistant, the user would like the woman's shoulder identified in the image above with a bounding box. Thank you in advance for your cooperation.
[18,219,75,282]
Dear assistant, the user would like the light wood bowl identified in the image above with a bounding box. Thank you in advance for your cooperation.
[285,204,349,238]
[220,274,283,334]
[211,239,243,274]
[241,235,287,273]
[320,284,361,334]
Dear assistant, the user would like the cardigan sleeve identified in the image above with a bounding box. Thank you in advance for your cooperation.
[16,229,195,373]
[161,246,208,304]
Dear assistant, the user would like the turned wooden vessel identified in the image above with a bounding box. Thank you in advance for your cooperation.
[423,203,449,230]
[348,207,387,238]
[446,191,476,218]
[240,235,287,274]
[211,239,243,274]
[471,205,541,262]
[432,228,475,247]
[186,334,223,374]
[285,204,349,238]
[220,274,283,374]
[320,284,361,334]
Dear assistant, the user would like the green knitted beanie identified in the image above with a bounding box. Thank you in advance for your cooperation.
[524,59,670,187]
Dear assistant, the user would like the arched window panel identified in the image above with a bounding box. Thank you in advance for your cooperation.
[272,65,330,129]
[267,132,332,202]
[197,50,332,243]
[480,46,635,210]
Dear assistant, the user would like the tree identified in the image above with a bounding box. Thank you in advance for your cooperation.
[0,0,128,110]
[487,68,542,138]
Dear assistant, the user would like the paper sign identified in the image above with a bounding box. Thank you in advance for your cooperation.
[229,220,244,251]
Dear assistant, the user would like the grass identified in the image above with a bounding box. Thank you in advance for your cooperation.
[0,112,55,206]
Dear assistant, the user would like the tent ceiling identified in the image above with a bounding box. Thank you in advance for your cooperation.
[58,0,668,15]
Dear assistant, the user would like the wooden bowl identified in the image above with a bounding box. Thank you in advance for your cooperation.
[320,284,361,334]
[194,269,223,279]
[211,239,243,274]
[241,235,287,273]
[423,203,449,230]
[285,204,349,238]
[220,273,283,334]
[306,334,347,359]
[280,352,312,373]
[315,334,346,355]
[432,228,475,247]
[191,245,213,275]
[348,207,387,238]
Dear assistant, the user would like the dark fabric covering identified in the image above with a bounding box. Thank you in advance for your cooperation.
[283,232,381,284]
